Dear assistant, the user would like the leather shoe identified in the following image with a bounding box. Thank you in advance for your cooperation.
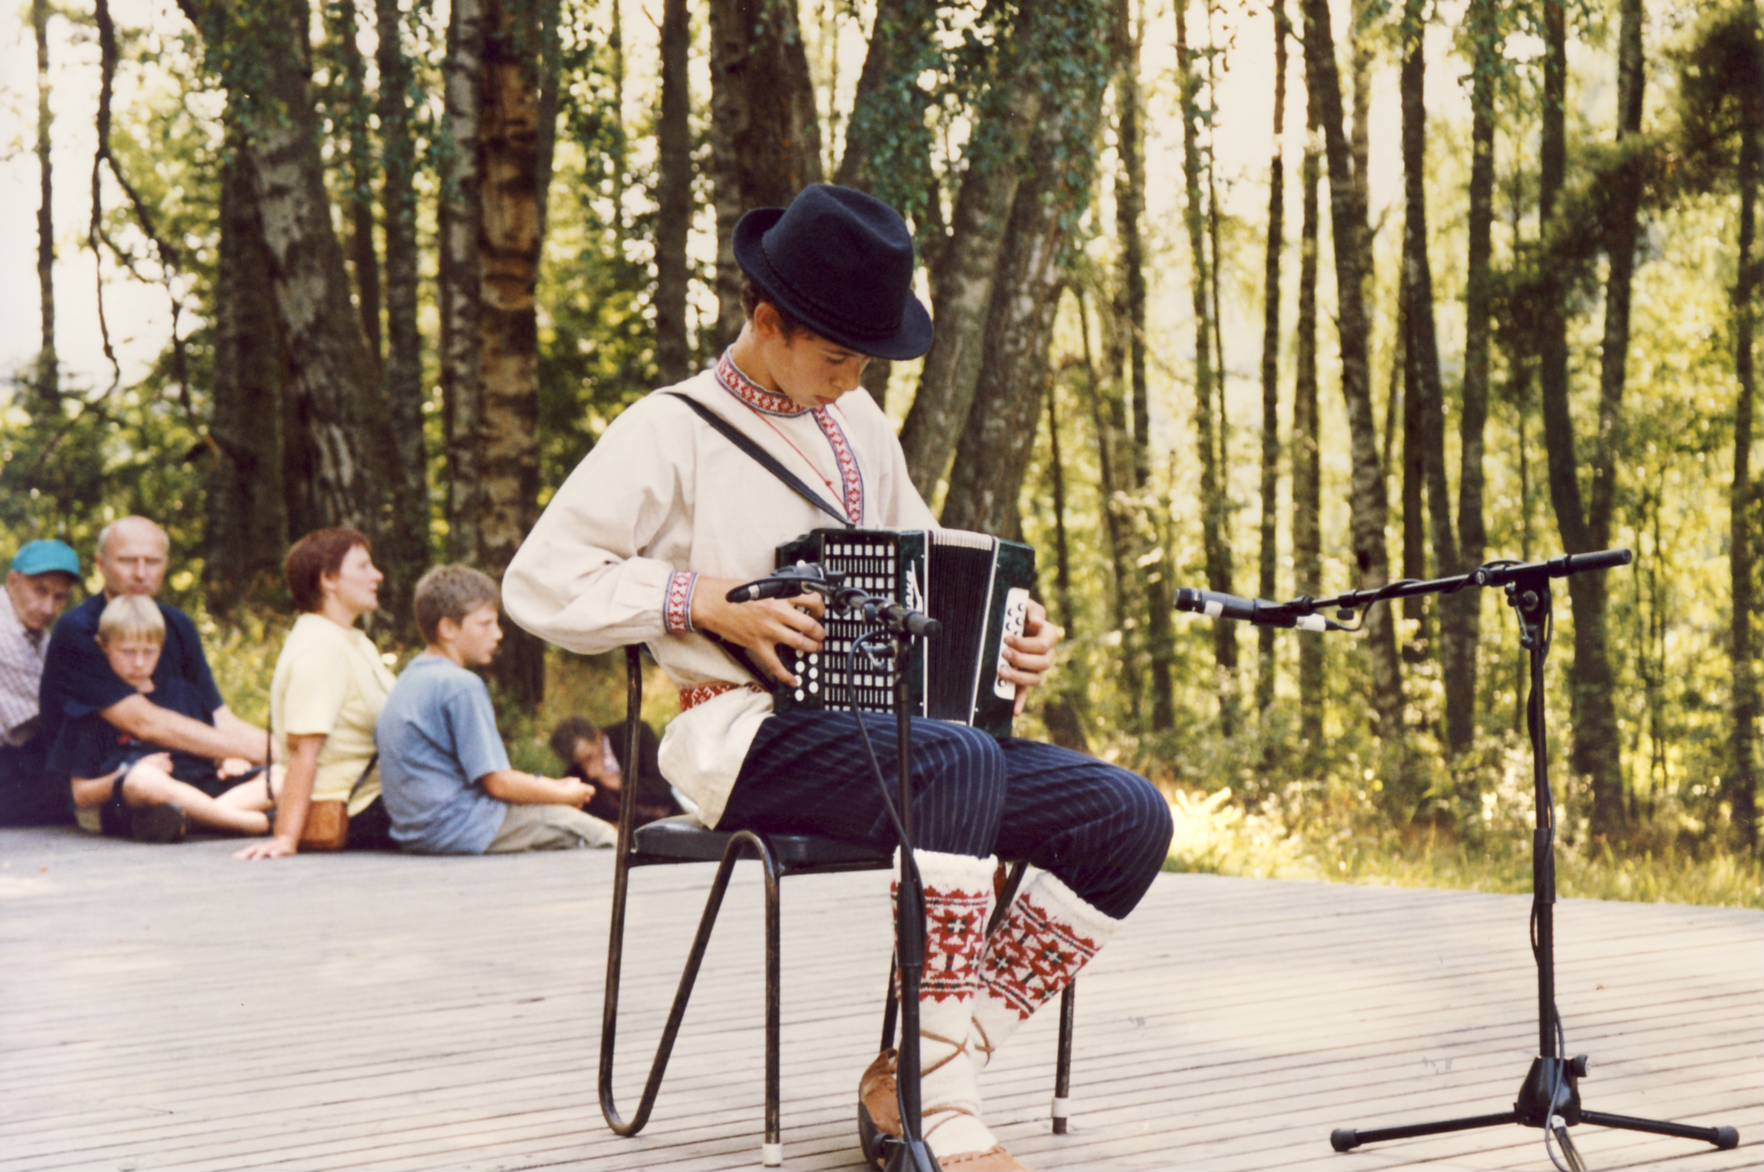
[941,1146,1029,1171]
[857,1049,900,1167]
[857,1050,1028,1171]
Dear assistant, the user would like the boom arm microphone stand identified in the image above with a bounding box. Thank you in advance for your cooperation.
[1176,548,1740,1168]
[727,567,944,1172]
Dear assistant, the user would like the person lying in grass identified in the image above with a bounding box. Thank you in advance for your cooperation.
[50,595,273,842]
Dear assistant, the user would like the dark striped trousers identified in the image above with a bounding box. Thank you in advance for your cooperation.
[718,710,1173,919]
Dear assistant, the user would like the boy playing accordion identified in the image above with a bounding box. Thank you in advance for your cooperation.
[505,184,1171,1172]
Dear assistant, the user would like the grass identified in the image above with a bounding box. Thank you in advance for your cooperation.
[1161,785,1764,908]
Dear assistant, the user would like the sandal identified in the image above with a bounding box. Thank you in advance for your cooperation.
[98,770,187,843]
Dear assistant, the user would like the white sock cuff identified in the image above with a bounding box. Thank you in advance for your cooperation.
[1019,869,1123,945]
[896,847,998,894]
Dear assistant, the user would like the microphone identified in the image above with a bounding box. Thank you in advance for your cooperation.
[725,563,837,603]
[1174,587,1334,632]
[859,599,941,639]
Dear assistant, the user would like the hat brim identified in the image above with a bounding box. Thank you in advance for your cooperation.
[733,208,934,362]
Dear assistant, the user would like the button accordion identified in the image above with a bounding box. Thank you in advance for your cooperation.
[773,528,1036,737]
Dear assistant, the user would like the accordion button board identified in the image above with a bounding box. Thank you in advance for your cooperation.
[771,527,1035,738]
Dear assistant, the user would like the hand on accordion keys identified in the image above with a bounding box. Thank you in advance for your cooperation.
[694,573,827,687]
[997,597,1063,717]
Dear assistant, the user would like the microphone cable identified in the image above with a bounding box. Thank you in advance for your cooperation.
[844,627,927,1158]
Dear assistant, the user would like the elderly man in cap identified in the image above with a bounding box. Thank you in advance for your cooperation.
[37,518,266,818]
[506,185,1171,1171]
[0,539,82,825]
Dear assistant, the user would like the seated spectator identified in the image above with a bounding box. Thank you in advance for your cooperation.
[1,539,81,826]
[54,596,273,842]
[548,715,682,826]
[37,518,267,811]
[238,528,395,860]
[378,565,616,854]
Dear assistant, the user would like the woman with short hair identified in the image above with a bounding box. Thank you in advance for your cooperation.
[238,527,397,860]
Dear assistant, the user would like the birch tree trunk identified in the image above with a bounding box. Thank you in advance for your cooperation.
[1179,0,1238,731]
[1400,0,1455,680]
[1045,368,1076,635]
[206,117,290,608]
[837,0,940,407]
[1727,9,1761,853]
[322,0,382,366]
[1300,0,1406,766]
[1110,0,1176,729]
[941,1,1107,539]
[655,0,692,384]
[708,0,824,347]
[897,2,1073,491]
[1078,284,1140,721]
[836,0,937,203]
[33,0,56,406]
[474,0,552,705]
[377,0,427,625]
[1399,275,1426,641]
[441,0,486,560]
[1292,76,1324,752]
[1537,0,1639,838]
[1448,0,1499,758]
[182,0,390,544]
[1256,0,1289,719]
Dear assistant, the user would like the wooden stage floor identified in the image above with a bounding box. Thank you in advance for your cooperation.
[1,827,1758,1171]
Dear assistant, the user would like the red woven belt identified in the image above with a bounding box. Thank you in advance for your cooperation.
[680,682,762,711]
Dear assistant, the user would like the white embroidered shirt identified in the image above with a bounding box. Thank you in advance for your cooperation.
[503,356,935,827]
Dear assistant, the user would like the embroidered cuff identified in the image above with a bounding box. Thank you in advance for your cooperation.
[664,571,698,635]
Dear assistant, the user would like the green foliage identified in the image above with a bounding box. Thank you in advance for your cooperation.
[12,0,1758,912]
[2,13,216,581]
[1160,730,1763,908]
[534,0,661,490]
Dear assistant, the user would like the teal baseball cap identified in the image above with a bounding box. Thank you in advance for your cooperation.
[10,539,81,579]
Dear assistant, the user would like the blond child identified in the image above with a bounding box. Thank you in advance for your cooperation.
[50,595,271,842]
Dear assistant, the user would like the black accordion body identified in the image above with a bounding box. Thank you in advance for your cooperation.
[773,528,1036,737]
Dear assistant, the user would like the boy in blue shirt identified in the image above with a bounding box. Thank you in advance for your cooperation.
[52,595,273,841]
[377,565,615,854]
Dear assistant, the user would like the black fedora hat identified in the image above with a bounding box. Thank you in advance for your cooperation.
[733,184,933,361]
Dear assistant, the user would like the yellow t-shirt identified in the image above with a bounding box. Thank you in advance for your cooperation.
[270,613,396,815]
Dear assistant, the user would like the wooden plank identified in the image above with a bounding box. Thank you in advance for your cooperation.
[1,827,1758,1171]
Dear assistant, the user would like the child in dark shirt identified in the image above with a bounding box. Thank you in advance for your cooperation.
[547,715,682,826]
[53,595,272,840]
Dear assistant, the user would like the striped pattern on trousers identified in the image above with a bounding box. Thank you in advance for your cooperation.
[717,710,1173,919]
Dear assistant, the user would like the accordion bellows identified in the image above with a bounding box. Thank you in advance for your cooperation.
[774,528,1036,738]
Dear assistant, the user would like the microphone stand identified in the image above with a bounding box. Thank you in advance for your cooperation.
[1175,550,1740,1162]
[727,570,942,1172]
[829,582,941,1172]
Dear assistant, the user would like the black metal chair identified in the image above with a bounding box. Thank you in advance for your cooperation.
[598,646,1076,1167]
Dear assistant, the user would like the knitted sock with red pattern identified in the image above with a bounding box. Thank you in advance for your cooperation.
[894,848,1000,1162]
[967,870,1121,1068]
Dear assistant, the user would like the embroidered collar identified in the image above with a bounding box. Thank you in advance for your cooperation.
[716,349,808,416]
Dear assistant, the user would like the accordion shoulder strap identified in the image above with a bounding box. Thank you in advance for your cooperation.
[664,393,852,528]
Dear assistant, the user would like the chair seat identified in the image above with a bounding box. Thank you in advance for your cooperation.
[632,814,891,870]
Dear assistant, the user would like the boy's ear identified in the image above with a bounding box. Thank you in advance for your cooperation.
[434,615,459,643]
[752,301,781,341]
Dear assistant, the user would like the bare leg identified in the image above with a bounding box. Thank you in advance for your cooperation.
[122,765,271,836]
[216,773,273,814]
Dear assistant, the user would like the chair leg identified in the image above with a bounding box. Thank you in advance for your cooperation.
[600,842,749,1137]
[762,843,784,1167]
[1052,982,1076,1134]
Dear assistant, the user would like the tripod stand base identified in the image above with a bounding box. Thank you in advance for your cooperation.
[1331,1057,1740,1153]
